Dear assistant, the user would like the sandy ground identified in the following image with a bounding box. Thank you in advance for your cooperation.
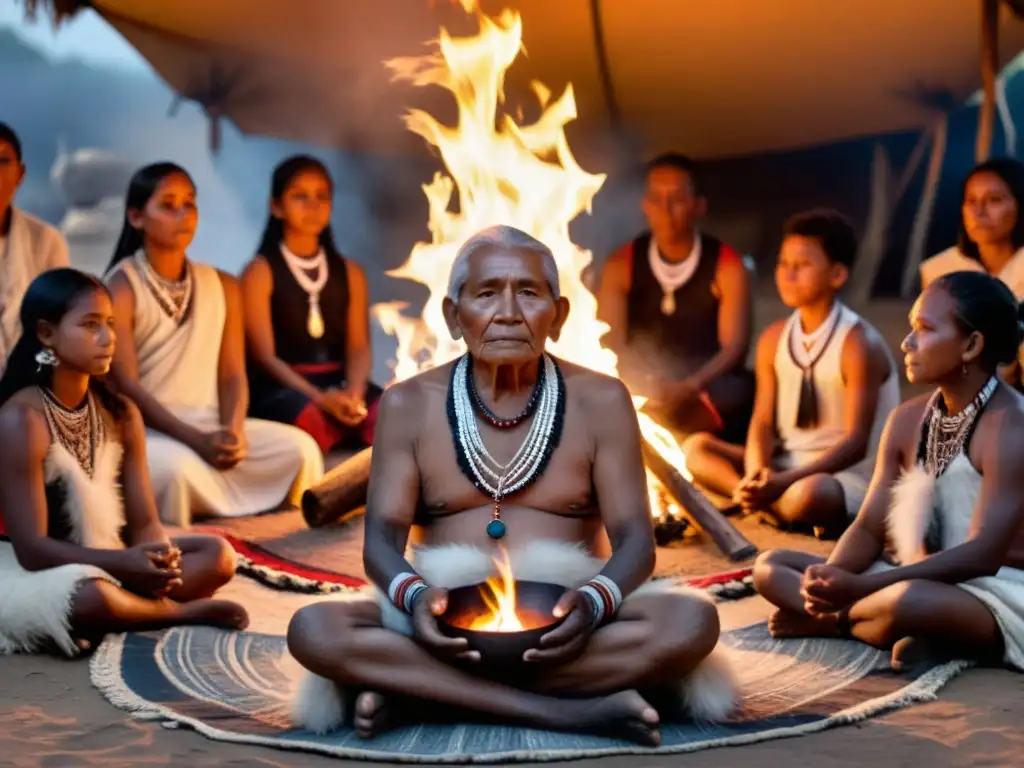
[4,298,1020,766]
[3,510,1024,767]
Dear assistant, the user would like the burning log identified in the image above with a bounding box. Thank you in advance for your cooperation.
[301,447,373,528]
[640,438,758,562]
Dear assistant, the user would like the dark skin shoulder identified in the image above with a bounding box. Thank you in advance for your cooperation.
[0,391,125,573]
[559,360,656,590]
[362,369,435,589]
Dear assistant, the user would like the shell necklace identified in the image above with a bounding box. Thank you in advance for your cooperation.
[280,243,329,339]
[446,353,565,539]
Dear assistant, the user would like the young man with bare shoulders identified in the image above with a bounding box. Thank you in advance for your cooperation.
[685,210,899,533]
[286,225,735,745]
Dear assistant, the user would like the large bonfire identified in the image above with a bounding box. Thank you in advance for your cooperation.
[371,0,691,515]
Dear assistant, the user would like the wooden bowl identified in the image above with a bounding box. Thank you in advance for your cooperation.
[438,580,566,670]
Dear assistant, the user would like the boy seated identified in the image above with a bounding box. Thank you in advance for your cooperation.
[683,209,899,533]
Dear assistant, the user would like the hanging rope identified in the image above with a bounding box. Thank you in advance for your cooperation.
[588,0,621,131]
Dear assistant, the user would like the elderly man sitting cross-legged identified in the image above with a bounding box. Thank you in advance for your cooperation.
[286,225,736,745]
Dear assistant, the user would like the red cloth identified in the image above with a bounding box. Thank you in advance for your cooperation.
[294,397,379,453]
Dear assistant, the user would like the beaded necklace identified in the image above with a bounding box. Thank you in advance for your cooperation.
[446,353,565,539]
[917,376,998,477]
[39,387,105,477]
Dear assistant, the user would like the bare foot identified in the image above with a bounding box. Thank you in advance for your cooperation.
[178,599,250,630]
[768,609,840,639]
[890,636,933,671]
[568,690,660,746]
[353,691,391,739]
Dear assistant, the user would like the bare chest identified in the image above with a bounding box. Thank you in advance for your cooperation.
[415,404,596,519]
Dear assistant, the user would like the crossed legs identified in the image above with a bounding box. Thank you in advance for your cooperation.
[683,433,849,530]
[753,549,1004,664]
[286,589,722,744]
[69,534,247,647]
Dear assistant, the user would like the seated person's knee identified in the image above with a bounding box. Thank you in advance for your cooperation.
[206,536,238,585]
[775,474,837,525]
[651,591,720,665]
[752,547,799,593]
[681,431,716,457]
[287,601,363,672]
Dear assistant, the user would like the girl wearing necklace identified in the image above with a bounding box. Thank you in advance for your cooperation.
[104,163,323,527]
[754,271,1024,672]
[242,155,380,453]
[0,268,247,657]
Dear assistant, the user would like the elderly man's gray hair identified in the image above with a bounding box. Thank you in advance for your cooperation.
[446,225,561,302]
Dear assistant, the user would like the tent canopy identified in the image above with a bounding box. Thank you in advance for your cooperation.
[33,0,1024,158]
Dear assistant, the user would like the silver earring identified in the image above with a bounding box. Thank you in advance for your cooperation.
[35,348,58,372]
[962,363,968,378]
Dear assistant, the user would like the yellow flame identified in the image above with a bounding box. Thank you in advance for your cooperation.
[467,548,524,632]
[374,0,687,513]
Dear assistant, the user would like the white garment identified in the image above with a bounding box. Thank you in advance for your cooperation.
[773,304,901,516]
[0,440,123,656]
[920,246,1024,297]
[108,257,323,526]
[291,540,738,734]
[0,208,70,373]
[886,453,1024,671]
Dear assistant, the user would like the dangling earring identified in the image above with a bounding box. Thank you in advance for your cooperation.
[35,348,58,373]
[962,363,968,378]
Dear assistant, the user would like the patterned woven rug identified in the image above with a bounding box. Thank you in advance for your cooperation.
[213,528,760,601]
[90,574,969,763]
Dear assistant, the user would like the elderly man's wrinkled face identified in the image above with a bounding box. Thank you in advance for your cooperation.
[443,246,569,365]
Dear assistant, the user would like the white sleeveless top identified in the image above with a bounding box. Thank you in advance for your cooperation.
[774,304,900,469]
[108,257,226,423]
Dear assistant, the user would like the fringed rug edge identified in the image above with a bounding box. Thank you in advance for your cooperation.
[88,632,973,764]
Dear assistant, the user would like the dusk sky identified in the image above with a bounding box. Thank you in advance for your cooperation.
[0,5,147,71]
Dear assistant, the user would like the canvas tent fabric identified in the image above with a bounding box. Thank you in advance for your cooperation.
[35,0,1024,159]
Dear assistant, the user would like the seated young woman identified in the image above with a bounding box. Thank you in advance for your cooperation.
[105,163,323,527]
[685,210,899,534]
[753,271,1024,671]
[0,269,247,657]
[242,155,380,453]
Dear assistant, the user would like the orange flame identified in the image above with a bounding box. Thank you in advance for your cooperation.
[467,548,525,632]
[375,0,690,514]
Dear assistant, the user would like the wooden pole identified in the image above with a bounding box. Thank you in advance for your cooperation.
[640,438,758,562]
[849,143,892,305]
[901,114,948,297]
[301,447,373,528]
[977,0,1001,162]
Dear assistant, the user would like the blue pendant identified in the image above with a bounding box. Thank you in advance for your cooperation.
[486,519,507,539]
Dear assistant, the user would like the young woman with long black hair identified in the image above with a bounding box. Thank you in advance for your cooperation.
[0,268,246,656]
[242,155,380,453]
[104,163,322,527]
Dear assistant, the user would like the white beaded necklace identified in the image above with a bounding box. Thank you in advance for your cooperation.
[450,353,562,539]
[280,243,329,339]
[648,234,701,315]
[134,252,192,325]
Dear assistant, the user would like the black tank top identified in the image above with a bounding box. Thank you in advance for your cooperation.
[265,249,350,367]
[625,232,728,378]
